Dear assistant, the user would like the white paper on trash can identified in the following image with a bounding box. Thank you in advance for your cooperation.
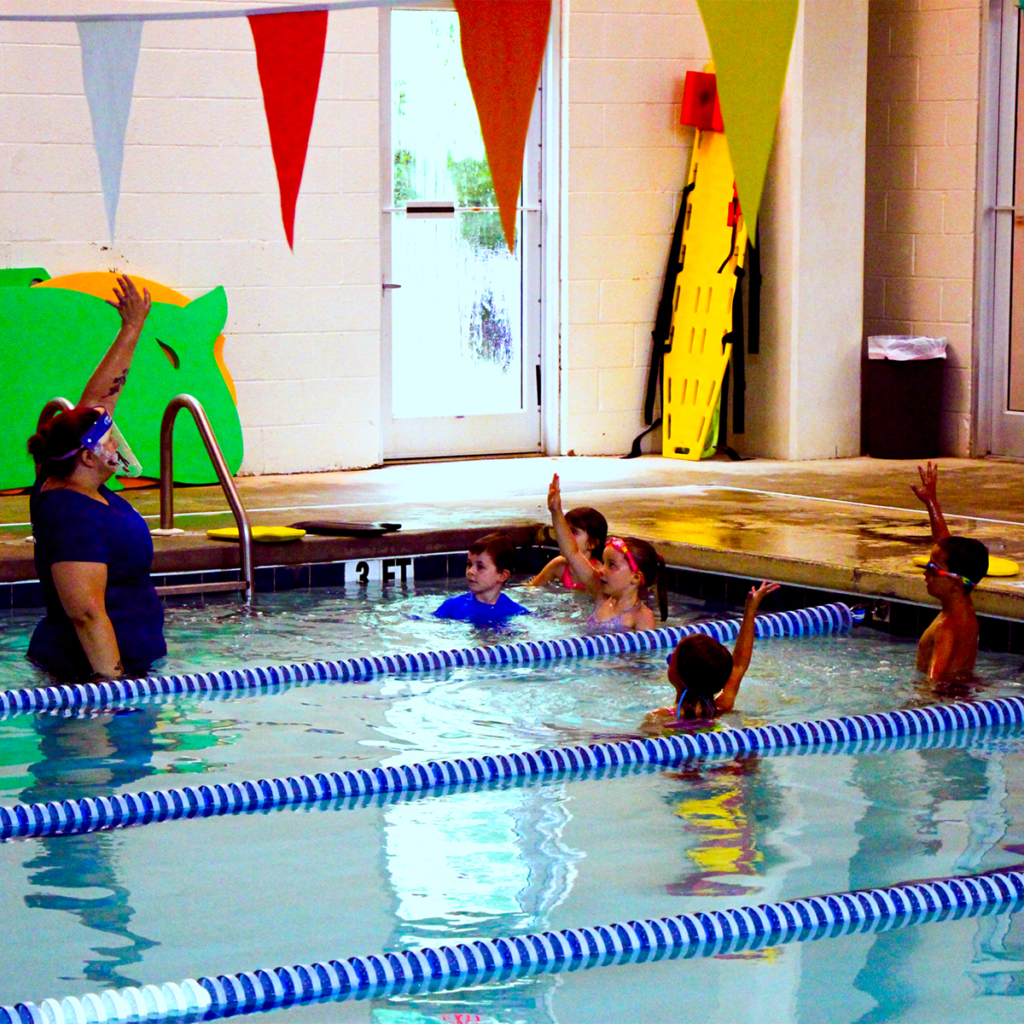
[867,335,947,360]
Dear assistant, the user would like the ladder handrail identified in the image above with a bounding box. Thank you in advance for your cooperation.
[159,394,253,602]
[37,397,74,432]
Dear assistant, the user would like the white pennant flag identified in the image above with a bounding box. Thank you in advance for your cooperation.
[77,19,143,241]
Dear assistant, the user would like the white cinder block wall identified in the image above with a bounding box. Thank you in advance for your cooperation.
[564,0,710,456]
[0,0,871,468]
[0,9,381,475]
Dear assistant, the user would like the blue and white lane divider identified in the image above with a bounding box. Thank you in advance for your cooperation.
[5,868,1023,1024]
[3,689,1023,842]
[2,716,1007,843]
[0,603,858,716]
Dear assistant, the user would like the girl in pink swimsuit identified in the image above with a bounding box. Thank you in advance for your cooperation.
[528,505,607,590]
[546,474,667,632]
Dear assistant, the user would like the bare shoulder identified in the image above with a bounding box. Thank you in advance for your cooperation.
[528,555,567,586]
[631,604,656,631]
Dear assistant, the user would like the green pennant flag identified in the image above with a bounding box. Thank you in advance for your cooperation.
[696,0,799,241]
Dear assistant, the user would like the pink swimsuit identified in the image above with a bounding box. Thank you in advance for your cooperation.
[561,559,601,591]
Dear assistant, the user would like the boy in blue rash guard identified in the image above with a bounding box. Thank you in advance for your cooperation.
[433,533,529,626]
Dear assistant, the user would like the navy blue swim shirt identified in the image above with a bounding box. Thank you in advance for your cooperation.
[29,481,166,679]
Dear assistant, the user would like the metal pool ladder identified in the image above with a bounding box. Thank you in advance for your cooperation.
[37,396,253,604]
[158,394,253,603]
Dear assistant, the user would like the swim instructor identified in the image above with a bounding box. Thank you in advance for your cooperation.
[26,275,166,681]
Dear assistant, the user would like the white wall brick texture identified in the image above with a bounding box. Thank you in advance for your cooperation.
[0,4,380,474]
[863,0,981,457]
[565,0,709,454]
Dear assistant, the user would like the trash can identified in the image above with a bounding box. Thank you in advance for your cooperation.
[865,335,947,459]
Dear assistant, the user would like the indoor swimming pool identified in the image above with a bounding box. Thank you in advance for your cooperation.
[1,580,1024,1022]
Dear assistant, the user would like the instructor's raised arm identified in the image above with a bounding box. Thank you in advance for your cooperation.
[77,275,151,417]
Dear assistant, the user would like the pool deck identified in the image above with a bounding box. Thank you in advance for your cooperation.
[3,454,1024,619]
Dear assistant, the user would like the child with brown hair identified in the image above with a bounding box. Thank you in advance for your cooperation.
[433,532,529,626]
[547,474,667,631]
[644,580,779,726]
[527,505,607,589]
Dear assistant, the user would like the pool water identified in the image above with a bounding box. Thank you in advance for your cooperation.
[1,583,1022,801]
[0,581,697,689]
[3,582,1024,1022]
[1,730,1024,1022]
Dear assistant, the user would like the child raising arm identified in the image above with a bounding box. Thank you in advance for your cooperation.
[528,506,606,589]
[911,462,988,681]
[547,473,665,632]
[644,581,779,727]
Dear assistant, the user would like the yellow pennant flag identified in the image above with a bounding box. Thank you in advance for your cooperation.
[696,0,798,241]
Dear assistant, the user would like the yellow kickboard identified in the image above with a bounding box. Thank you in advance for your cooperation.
[911,553,1019,577]
[207,526,306,544]
[663,125,747,460]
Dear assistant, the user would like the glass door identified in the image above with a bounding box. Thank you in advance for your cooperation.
[381,9,543,459]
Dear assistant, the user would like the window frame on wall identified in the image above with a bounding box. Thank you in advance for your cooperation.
[377,3,559,461]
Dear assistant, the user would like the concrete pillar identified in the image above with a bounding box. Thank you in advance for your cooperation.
[741,0,868,460]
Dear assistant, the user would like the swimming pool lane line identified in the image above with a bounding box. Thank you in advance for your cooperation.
[6,868,1024,1024]
[0,601,857,717]
[6,720,1007,839]
[3,687,1024,843]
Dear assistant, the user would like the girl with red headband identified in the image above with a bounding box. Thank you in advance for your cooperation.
[546,473,667,632]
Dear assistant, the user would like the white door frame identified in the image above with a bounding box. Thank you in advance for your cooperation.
[378,4,560,460]
[978,0,1022,456]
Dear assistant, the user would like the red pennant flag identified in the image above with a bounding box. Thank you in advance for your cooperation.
[249,10,328,250]
[454,0,551,252]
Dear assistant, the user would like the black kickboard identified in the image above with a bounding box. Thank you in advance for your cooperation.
[290,520,402,537]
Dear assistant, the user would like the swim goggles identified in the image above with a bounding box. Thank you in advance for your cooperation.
[924,560,974,592]
[51,408,143,477]
[676,688,717,719]
[605,536,639,574]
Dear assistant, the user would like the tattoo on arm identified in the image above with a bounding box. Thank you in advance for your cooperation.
[104,369,129,399]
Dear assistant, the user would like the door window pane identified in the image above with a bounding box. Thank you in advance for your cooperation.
[390,11,524,420]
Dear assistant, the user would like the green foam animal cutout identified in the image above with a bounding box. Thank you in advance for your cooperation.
[0,276,243,489]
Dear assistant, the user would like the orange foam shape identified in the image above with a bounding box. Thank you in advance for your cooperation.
[454,0,551,252]
[36,272,237,405]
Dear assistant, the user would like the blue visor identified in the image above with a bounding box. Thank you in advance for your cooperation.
[79,409,113,450]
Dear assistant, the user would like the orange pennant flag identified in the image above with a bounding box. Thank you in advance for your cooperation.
[249,10,328,250]
[454,0,551,252]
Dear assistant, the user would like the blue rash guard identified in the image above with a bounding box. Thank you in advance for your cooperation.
[432,591,529,626]
[28,480,166,680]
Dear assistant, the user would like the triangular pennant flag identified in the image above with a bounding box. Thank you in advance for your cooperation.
[454,0,551,253]
[696,0,798,241]
[249,10,328,250]
[77,19,143,242]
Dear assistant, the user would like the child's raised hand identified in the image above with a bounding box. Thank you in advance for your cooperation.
[746,580,780,608]
[547,473,563,517]
[911,461,939,506]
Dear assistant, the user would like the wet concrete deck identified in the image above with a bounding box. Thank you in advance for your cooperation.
[3,454,1024,618]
